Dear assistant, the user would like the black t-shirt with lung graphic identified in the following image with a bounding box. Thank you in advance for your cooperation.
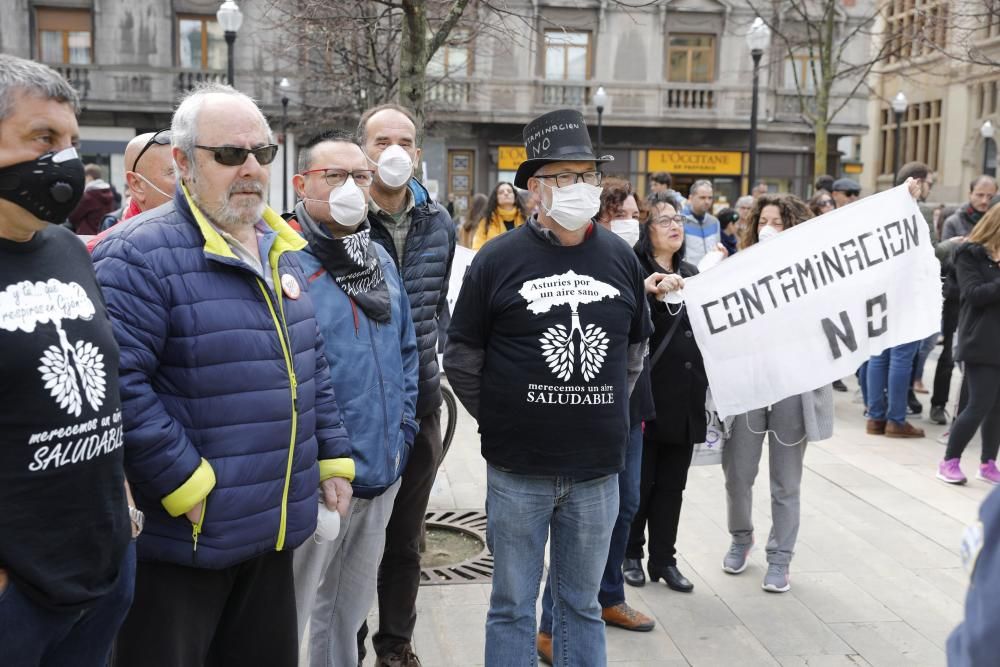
[449,222,650,477]
[0,224,129,611]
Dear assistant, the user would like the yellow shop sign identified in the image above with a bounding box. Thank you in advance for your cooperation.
[498,145,527,170]
[647,149,743,175]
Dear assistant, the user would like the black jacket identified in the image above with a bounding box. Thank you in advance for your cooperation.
[638,252,708,445]
[369,180,456,417]
[955,242,1000,367]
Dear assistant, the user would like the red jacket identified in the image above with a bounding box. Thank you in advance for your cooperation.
[86,199,141,254]
[69,183,116,235]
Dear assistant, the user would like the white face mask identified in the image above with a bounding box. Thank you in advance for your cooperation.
[327,177,368,228]
[369,144,413,189]
[541,181,602,231]
[135,172,172,200]
[758,225,781,243]
[609,218,639,247]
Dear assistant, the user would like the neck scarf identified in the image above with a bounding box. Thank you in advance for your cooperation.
[295,202,391,323]
[963,204,985,227]
[492,207,522,231]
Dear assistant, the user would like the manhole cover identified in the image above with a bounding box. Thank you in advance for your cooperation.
[420,510,492,585]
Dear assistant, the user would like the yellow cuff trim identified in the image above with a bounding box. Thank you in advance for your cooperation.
[319,458,356,483]
[161,459,216,517]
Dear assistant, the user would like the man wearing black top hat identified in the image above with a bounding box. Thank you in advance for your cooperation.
[445,109,651,666]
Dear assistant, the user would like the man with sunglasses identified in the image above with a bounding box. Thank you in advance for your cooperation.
[445,109,650,666]
[86,130,175,252]
[287,132,419,667]
[93,83,354,666]
[831,178,862,208]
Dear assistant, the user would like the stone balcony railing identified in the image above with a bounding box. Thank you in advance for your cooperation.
[51,64,286,111]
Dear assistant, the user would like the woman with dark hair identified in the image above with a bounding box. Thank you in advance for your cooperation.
[623,190,706,593]
[595,177,642,246]
[808,192,835,218]
[472,181,527,249]
[722,194,834,594]
[937,204,1000,485]
[458,193,488,249]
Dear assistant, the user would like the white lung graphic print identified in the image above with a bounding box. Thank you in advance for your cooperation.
[520,270,620,382]
[0,280,106,417]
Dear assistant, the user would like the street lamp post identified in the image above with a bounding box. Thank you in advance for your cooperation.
[216,0,243,87]
[981,120,996,176]
[746,17,770,194]
[280,77,291,211]
[593,86,608,158]
[891,92,908,185]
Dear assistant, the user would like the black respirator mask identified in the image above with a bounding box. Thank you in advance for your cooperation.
[0,148,85,224]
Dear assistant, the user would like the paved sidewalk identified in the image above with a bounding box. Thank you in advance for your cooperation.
[372,369,988,666]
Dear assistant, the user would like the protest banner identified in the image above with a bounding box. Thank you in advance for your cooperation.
[446,246,476,317]
[681,184,942,419]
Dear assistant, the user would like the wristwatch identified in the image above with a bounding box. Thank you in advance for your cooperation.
[128,506,145,536]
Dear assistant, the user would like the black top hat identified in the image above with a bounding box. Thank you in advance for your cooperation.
[514,109,613,189]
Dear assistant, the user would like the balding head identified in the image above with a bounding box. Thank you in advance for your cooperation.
[125,131,175,212]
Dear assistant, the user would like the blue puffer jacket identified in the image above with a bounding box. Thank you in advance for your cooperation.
[92,185,354,569]
[295,216,420,499]
[368,180,455,417]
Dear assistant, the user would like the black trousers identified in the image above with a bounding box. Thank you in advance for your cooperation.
[931,298,960,408]
[113,550,296,667]
[945,364,1000,463]
[626,433,695,568]
[359,409,443,659]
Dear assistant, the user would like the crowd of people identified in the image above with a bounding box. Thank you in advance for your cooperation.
[2,53,999,667]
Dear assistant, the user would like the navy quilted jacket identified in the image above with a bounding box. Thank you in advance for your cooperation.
[92,186,353,569]
[368,180,455,417]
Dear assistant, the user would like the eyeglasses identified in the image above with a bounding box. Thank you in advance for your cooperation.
[300,168,375,188]
[195,144,279,167]
[132,129,171,172]
[651,215,686,228]
[534,171,603,188]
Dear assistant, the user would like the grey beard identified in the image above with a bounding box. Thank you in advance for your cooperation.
[187,173,265,232]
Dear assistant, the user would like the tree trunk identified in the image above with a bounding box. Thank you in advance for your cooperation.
[399,0,430,122]
[813,120,829,179]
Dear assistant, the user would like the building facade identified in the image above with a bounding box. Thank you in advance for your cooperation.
[859,0,999,205]
[1,0,874,215]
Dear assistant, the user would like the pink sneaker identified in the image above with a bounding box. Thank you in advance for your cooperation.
[937,458,967,485]
[977,460,1000,485]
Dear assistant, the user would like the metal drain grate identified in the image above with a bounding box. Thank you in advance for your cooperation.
[420,509,493,585]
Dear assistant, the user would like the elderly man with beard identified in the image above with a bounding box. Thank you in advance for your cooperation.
[287,132,419,667]
[93,83,354,667]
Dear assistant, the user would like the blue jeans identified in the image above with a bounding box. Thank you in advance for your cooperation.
[539,422,641,634]
[485,465,618,667]
[0,541,135,667]
[858,361,869,408]
[913,332,939,384]
[867,342,920,423]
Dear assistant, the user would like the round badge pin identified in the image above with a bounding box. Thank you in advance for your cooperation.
[281,273,301,300]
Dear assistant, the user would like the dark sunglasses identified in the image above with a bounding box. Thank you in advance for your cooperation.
[195,144,279,167]
[132,129,171,172]
[843,190,860,197]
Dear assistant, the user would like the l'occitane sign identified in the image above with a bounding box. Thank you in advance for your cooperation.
[498,145,527,170]
[648,149,743,175]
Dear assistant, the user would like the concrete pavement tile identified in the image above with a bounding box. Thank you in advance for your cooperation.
[669,624,780,667]
[632,566,742,630]
[844,572,963,648]
[910,567,969,605]
[726,594,852,656]
[828,621,947,666]
[807,463,894,488]
[794,519,902,578]
[789,573,899,623]
[776,655,871,666]
[604,622,686,664]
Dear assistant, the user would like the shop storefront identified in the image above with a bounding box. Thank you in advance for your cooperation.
[645,149,745,207]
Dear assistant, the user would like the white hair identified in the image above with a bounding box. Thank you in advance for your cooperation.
[171,83,272,164]
[737,195,754,208]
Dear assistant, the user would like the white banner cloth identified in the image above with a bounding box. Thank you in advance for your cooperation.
[682,185,942,419]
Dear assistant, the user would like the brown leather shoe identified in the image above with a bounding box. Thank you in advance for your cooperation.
[601,602,656,632]
[885,420,925,438]
[376,645,422,667]
[536,631,553,665]
[866,419,886,435]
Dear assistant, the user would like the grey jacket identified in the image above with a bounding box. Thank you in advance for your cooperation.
[722,384,834,443]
